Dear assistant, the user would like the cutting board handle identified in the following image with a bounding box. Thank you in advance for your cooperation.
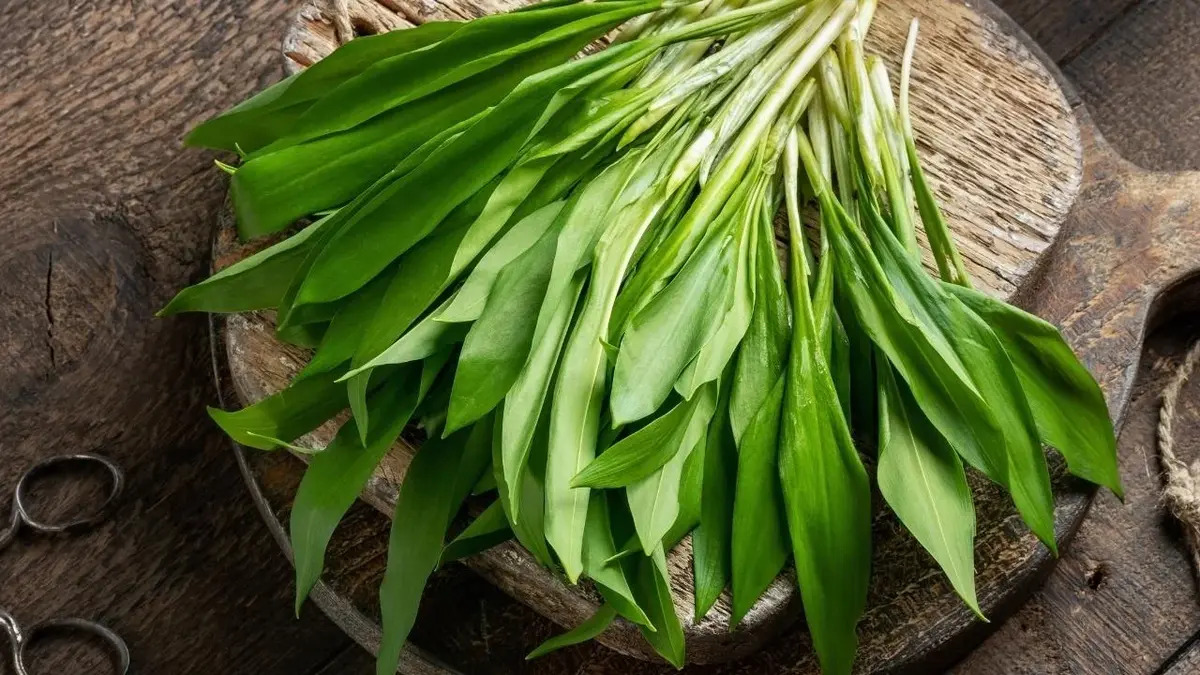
[1015,105,1200,426]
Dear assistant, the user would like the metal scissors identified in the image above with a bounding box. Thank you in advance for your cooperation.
[0,453,131,675]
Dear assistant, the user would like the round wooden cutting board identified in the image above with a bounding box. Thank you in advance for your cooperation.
[212,0,1200,672]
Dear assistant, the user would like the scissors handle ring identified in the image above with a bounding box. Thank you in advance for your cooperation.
[1,608,131,675]
[14,454,125,535]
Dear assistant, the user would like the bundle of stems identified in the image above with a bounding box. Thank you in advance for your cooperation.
[165,1,1122,673]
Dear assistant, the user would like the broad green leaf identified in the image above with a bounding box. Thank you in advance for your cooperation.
[344,181,499,443]
[693,374,736,621]
[341,300,470,380]
[185,21,463,152]
[272,1,662,151]
[627,383,717,554]
[546,140,681,581]
[492,407,555,568]
[437,191,564,324]
[293,39,658,308]
[526,605,617,660]
[290,365,421,614]
[611,228,735,425]
[821,193,1010,500]
[500,274,585,524]
[675,200,757,399]
[572,393,711,488]
[208,368,346,450]
[299,261,395,380]
[441,500,513,564]
[584,492,653,627]
[663,424,706,549]
[631,546,686,669]
[945,284,1123,498]
[233,97,489,240]
[446,206,568,433]
[377,420,493,675]
[877,364,980,616]
[730,206,790,442]
[471,465,498,496]
[779,143,871,675]
[730,376,788,628]
[859,199,1055,551]
[158,214,331,316]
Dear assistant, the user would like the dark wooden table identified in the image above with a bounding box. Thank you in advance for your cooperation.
[1,1,1198,673]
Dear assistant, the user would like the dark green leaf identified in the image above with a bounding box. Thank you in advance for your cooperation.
[631,546,686,669]
[208,368,347,450]
[572,393,712,488]
[584,492,653,627]
[692,374,736,621]
[158,214,330,316]
[290,365,421,613]
[526,605,618,660]
[945,284,1123,498]
[877,364,980,616]
[441,499,513,564]
[185,21,462,153]
[730,377,788,628]
[377,419,493,675]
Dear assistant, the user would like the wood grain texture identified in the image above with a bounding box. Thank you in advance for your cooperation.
[990,0,1141,62]
[1064,0,1200,172]
[219,0,1133,670]
[0,0,368,672]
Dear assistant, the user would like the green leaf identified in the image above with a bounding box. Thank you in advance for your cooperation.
[584,493,653,627]
[730,376,788,628]
[340,302,470,380]
[611,227,735,425]
[729,197,790,442]
[526,605,618,660]
[185,21,463,153]
[492,406,555,568]
[292,39,658,309]
[271,1,661,152]
[471,465,498,496]
[858,199,1055,551]
[572,392,712,488]
[545,141,680,581]
[627,382,717,554]
[437,195,564,324]
[631,546,686,669]
[447,205,567,433]
[779,141,871,675]
[158,214,331,316]
[945,284,1123,498]
[299,261,396,380]
[377,420,493,675]
[692,374,736,622]
[233,97,489,240]
[499,273,585,525]
[290,365,421,614]
[675,200,758,399]
[208,368,347,450]
[344,181,499,443]
[441,499,513,564]
[877,364,981,617]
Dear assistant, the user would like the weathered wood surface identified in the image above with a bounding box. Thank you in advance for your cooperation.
[0,1,366,674]
[992,0,1141,62]
[0,0,1197,673]
[218,0,1200,672]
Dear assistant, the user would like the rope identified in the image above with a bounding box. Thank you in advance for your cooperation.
[1159,340,1200,576]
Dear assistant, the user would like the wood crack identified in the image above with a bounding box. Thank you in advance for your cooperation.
[44,249,55,370]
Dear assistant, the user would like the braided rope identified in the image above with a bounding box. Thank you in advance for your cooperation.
[1159,340,1200,576]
